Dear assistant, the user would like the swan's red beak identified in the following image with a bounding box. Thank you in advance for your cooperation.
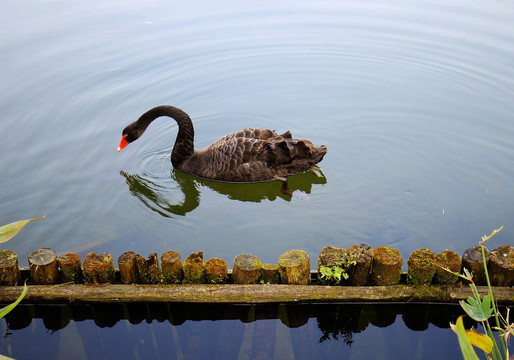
[117,135,128,152]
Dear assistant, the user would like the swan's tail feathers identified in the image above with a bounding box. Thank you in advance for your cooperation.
[263,137,327,168]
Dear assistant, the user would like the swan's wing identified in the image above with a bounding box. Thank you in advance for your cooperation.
[182,128,326,182]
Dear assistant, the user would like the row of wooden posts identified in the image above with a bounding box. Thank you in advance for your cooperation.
[0,243,512,288]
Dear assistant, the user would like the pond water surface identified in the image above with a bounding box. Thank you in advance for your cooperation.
[1,0,514,358]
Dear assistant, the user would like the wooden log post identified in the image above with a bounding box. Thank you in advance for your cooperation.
[347,244,374,286]
[371,246,403,285]
[58,253,83,284]
[261,264,280,284]
[433,250,461,285]
[407,248,436,285]
[28,248,59,285]
[232,254,262,284]
[118,251,139,284]
[205,258,228,284]
[83,252,115,284]
[278,250,310,285]
[183,250,205,284]
[161,251,183,284]
[488,245,514,287]
[136,253,163,284]
[0,250,21,286]
[462,246,490,285]
[317,245,346,285]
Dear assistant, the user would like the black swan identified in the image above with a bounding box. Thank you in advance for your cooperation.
[117,105,327,194]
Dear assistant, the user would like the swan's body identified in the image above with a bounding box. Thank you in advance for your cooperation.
[118,105,327,186]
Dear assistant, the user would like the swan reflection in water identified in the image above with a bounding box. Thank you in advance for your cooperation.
[120,167,327,217]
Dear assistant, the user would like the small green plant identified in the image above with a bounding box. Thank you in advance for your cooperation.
[319,254,357,285]
[447,227,512,360]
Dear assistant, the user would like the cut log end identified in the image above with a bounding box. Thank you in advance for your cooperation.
[232,254,262,284]
[83,252,115,285]
[28,248,59,285]
[161,251,183,284]
[58,253,83,284]
[488,245,514,287]
[183,250,205,284]
[407,248,436,285]
[0,250,20,286]
[278,250,310,285]
[372,246,403,285]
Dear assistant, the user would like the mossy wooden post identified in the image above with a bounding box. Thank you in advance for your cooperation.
[317,245,345,285]
[28,248,59,285]
[488,245,514,287]
[371,246,402,285]
[0,250,20,286]
[136,253,163,284]
[83,252,115,284]
[205,258,228,284]
[462,246,489,285]
[433,250,461,285]
[161,251,183,284]
[407,248,436,285]
[278,250,310,285]
[58,253,83,284]
[232,254,262,284]
[183,250,205,284]
[347,244,374,286]
[118,251,139,284]
[261,264,280,284]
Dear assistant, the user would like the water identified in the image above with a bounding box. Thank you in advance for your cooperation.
[1,303,469,359]
[1,0,514,357]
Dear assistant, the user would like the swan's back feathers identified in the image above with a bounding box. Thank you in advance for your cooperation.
[179,128,327,182]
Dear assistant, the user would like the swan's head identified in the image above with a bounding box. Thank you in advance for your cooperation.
[117,122,144,152]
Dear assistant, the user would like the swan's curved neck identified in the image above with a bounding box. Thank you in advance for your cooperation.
[138,105,195,167]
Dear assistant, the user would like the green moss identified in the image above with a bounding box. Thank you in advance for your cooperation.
[407,248,436,285]
[371,246,403,285]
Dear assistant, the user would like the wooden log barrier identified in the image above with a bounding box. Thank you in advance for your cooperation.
[433,250,461,285]
[371,246,403,285]
[317,245,346,285]
[347,244,373,286]
[183,250,205,284]
[28,248,59,285]
[205,258,228,284]
[488,245,514,287]
[118,251,139,284]
[407,248,436,285]
[278,250,310,285]
[58,253,83,284]
[261,264,280,284]
[0,250,20,286]
[161,251,183,284]
[0,245,512,305]
[0,283,511,304]
[136,253,163,284]
[83,252,115,284]
[232,254,262,284]
[462,246,490,285]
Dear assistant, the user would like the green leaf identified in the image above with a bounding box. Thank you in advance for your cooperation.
[459,293,493,322]
[0,281,27,318]
[451,316,480,360]
[0,216,45,244]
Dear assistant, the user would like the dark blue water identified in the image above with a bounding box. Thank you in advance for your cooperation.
[1,0,514,358]
[1,303,468,359]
